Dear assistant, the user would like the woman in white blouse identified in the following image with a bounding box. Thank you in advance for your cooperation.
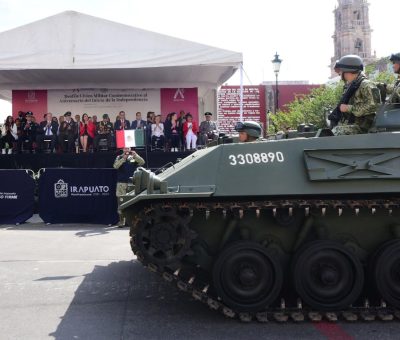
[151,114,165,150]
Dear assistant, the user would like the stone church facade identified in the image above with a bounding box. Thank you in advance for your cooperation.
[331,0,376,77]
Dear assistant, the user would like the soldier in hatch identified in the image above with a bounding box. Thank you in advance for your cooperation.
[331,55,381,135]
[234,121,262,142]
[387,53,400,104]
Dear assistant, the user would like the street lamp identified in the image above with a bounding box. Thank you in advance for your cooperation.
[271,52,282,113]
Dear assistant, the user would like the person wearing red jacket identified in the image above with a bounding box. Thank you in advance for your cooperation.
[79,113,95,152]
[183,113,198,150]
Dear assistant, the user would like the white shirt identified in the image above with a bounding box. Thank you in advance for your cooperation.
[151,123,164,137]
[44,121,53,136]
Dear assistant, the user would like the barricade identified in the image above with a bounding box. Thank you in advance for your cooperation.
[0,169,35,224]
[38,168,119,225]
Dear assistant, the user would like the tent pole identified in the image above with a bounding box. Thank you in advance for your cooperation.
[239,63,243,122]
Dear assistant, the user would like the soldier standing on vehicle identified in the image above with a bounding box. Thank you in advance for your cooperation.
[234,121,262,142]
[113,147,145,227]
[331,55,381,135]
[387,53,400,104]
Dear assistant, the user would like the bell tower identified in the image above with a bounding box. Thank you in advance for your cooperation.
[330,0,375,77]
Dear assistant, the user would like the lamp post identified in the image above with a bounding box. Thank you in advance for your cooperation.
[271,52,282,113]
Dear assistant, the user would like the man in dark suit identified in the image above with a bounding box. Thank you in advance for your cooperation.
[93,114,114,151]
[145,111,155,146]
[114,111,130,131]
[58,111,76,153]
[17,111,37,153]
[36,112,59,152]
[131,112,147,130]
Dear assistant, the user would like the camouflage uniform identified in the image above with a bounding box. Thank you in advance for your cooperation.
[387,76,400,104]
[113,152,145,226]
[333,73,381,135]
[114,153,145,195]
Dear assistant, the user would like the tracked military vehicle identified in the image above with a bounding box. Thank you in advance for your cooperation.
[120,104,400,322]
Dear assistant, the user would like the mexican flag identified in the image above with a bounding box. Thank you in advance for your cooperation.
[116,129,145,148]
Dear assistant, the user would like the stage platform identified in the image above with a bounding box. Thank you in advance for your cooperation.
[0,150,193,172]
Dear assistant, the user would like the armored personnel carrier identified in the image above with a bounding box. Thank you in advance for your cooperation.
[120,104,400,322]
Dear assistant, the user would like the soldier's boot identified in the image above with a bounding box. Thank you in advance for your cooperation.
[118,216,126,228]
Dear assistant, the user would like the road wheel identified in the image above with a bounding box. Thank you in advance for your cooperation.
[292,240,364,310]
[212,241,283,312]
[373,240,400,308]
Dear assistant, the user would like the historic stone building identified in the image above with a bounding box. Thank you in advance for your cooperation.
[331,0,376,77]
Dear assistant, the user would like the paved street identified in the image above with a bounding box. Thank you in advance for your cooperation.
[1,218,400,340]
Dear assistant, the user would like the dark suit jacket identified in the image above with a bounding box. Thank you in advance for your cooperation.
[21,121,37,138]
[114,119,130,130]
[131,119,147,129]
[59,119,76,136]
[39,121,59,136]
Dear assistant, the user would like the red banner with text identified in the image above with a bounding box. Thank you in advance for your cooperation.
[12,90,48,120]
[217,86,266,135]
[160,88,198,121]
[12,88,200,123]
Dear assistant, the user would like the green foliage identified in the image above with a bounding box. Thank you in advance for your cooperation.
[365,57,396,84]
[374,72,396,84]
[269,84,343,133]
[268,58,396,133]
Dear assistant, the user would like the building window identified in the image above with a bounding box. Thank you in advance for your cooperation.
[355,38,363,51]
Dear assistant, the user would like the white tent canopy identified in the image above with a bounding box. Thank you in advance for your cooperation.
[0,11,242,103]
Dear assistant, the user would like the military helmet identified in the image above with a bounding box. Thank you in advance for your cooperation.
[235,121,262,138]
[333,60,339,70]
[390,53,400,64]
[336,55,364,73]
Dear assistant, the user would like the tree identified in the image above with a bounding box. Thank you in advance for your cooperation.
[268,59,396,134]
[269,84,342,133]
[365,57,396,84]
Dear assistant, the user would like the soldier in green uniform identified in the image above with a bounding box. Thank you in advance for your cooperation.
[332,55,381,135]
[113,147,145,227]
[235,121,262,142]
[387,53,400,104]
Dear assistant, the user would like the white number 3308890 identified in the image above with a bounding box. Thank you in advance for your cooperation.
[228,152,284,165]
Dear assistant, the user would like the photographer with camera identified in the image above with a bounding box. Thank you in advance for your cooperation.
[113,147,145,227]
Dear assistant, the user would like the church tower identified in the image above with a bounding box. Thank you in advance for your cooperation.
[331,0,375,77]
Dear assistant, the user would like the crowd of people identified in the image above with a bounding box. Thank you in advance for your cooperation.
[4,51,398,155]
[0,109,219,154]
